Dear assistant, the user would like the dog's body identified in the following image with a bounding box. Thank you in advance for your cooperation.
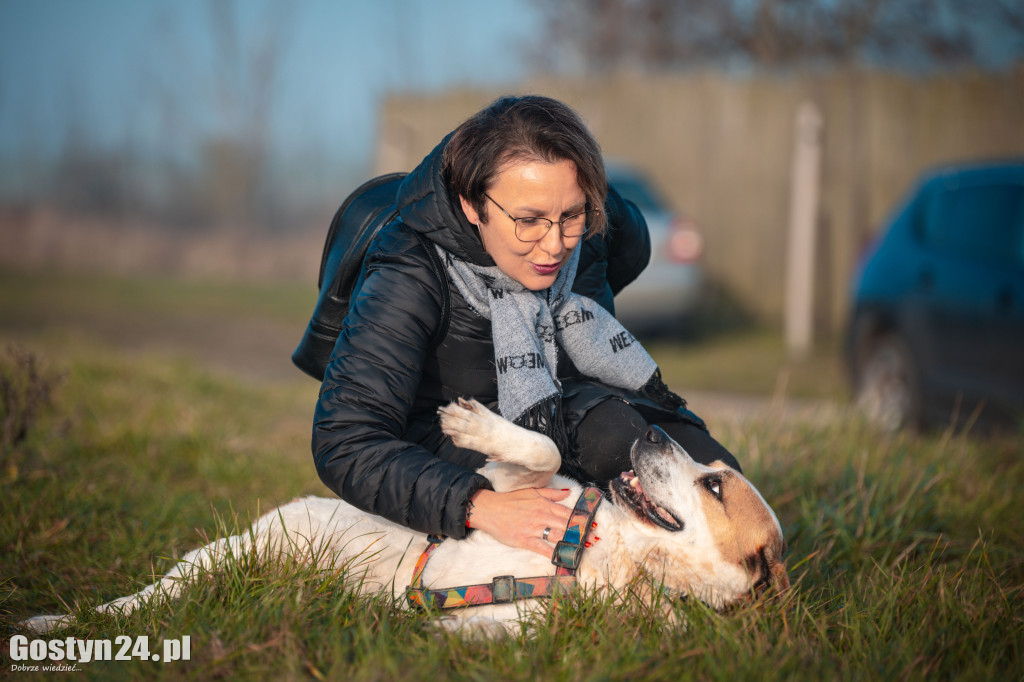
[23,399,787,636]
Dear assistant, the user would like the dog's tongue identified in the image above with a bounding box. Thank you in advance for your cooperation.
[650,503,678,526]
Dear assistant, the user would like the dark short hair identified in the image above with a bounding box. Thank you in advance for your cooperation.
[443,95,608,235]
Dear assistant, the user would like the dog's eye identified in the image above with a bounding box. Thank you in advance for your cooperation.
[705,478,722,500]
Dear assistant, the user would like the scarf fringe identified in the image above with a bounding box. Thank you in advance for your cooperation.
[513,394,577,462]
[640,368,688,412]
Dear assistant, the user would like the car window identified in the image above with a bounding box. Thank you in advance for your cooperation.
[923,183,1024,268]
[607,174,666,214]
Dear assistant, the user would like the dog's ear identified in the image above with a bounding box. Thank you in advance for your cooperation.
[764,544,790,593]
[743,543,791,602]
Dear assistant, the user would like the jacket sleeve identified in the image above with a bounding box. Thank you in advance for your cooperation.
[312,225,492,539]
[603,184,651,296]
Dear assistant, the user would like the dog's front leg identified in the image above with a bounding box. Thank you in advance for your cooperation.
[439,398,560,491]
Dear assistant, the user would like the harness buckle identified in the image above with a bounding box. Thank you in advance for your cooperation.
[405,587,430,610]
[492,575,516,604]
[552,541,583,570]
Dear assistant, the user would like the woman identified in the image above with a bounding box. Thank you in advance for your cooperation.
[313,95,740,558]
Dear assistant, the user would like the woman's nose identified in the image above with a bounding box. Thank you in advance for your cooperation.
[537,224,567,257]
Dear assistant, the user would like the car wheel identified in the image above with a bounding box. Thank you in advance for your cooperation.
[854,333,920,431]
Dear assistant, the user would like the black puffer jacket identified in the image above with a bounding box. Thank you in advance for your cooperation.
[312,138,652,539]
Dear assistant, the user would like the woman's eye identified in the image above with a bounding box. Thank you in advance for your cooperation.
[517,217,543,227]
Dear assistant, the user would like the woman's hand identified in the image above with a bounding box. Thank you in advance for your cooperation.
[467,488,574,557]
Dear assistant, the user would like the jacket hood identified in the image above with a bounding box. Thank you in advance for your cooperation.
[396,134,495,267]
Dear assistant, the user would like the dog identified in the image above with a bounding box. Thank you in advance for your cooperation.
[22,398,788,637]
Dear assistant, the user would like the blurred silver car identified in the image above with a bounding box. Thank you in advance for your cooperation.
[608,166,704,329]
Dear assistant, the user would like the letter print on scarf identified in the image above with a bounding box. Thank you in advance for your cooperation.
[438,244,659,441]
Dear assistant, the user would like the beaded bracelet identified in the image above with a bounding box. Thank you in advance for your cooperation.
[465,499,475,528]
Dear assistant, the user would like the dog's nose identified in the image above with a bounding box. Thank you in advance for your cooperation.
[645,426,666,444]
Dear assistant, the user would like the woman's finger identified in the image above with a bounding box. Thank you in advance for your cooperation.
[535,487,572,502]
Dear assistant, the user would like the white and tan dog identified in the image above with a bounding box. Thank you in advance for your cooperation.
[22,399,788,636]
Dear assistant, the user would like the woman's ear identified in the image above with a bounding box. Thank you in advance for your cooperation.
[459,195,482,226]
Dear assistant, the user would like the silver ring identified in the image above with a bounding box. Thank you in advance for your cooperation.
[542,527,552,541]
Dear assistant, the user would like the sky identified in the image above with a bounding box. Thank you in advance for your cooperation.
[0,0,541,192]
[2,0,1022,203]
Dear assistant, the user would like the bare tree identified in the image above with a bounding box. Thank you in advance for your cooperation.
[532,0,1024,72]
[50,75,136,217]
[202,0,294,232]
[39,0,295,232]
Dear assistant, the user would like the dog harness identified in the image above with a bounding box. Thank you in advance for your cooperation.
[405,487,603,609]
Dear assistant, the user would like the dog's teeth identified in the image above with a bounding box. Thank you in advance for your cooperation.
[630,477,641,488]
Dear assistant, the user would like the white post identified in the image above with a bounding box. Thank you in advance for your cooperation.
[785,101,823,360]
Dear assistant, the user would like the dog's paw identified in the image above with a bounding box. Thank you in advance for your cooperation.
[438,398,501,456]
[439,398,560,475]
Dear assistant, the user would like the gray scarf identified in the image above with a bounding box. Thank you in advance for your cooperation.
[437,244,659,437]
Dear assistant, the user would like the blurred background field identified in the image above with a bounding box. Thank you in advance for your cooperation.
[3,1,1023,339]
[2,2,1021,435]
[0,267,846,396]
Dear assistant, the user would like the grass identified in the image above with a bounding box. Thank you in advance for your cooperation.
[1,269,1022,680]
[648,329,848,401]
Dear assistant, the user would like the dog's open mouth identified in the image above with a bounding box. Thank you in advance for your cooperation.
[610,470,684,531]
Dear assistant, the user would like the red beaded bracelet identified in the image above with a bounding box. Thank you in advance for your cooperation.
[465,499,474,528]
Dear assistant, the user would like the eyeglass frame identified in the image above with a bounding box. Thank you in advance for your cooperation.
[483,193,600,243]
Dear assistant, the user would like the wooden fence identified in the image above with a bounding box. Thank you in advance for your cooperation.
[374,67,1024,335]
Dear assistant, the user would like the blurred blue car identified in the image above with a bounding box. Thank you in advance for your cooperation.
[846,160,1024,431]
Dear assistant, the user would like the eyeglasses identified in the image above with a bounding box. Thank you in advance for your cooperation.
[484,193,599,243]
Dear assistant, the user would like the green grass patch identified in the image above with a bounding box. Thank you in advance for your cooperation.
[0,269,314,327]
[1,270,1022,679]
[647,330,848,401]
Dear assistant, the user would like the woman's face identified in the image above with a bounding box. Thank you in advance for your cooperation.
[460,159,585,291]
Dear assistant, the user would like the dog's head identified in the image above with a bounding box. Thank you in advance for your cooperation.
[608,426,789,608]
